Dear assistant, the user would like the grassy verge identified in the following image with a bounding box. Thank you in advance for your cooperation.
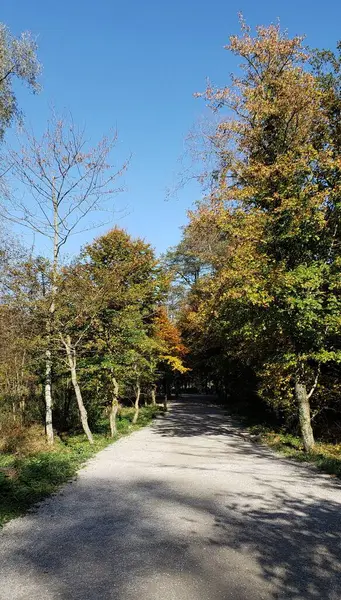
[246,423,341,478]
[0,405,161,527]
[222,398,341,478]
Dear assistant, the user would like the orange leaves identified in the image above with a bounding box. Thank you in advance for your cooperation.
[153,306,189,372]
[154,306,188,359]
[194,19,325,205]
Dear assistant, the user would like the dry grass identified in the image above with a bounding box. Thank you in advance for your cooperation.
[0,422,48,456]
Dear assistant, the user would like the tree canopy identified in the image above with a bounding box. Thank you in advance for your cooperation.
[172,19,341,451]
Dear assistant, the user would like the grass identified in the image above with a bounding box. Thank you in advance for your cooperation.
[0,405,161,527]
[246,423,341,478]
[223,398,341,478]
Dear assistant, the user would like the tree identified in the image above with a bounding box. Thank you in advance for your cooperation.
[55,261,106,444]
[177,19,341,451]
[0,24,41,140]
[152,306,188,409]
[83,228,167,432]
[2,114,127,443]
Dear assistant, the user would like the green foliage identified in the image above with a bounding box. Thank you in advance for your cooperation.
[175,21,341,448]
[0,23,41,139]
[0,222,184,454]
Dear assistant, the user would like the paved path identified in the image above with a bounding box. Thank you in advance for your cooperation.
[1,397,341,600]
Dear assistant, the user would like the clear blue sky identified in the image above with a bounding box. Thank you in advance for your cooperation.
[2,0,340,256]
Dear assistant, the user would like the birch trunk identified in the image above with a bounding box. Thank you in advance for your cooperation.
[45,348,54,443]
[45,295,55,444]
[109,376,119,437]
[151,384,157,406]
[44,189,58,444]
[295,379,315,452]
[63,335,94,444]
[132,382,141,425]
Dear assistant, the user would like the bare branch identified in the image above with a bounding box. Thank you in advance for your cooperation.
[307,363,321,400]
[2,112,127,256]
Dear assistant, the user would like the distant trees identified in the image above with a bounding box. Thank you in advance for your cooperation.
[174,19,341,450]
[0,238,42,430]
[0,224,187,446]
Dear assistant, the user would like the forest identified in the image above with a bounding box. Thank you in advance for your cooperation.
[0,18,340,523]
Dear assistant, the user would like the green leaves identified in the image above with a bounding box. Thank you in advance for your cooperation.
[175,21,341,437]
[0,24,41,139]
[66,228,172,400]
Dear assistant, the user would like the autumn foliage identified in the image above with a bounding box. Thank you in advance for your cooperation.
[172,18,341,450]
[153,306,188,374]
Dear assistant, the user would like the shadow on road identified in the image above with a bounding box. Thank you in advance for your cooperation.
[155,395,341,486]
[4,477,341,600]
[1,395,341,599]
[155,395,237,438]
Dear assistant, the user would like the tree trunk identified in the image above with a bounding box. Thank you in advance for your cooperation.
[45,348,54,444]
[44,192,59,444]
[45,295,54,444]
[62,381,73,430]
[163,378,170,411]
[151,384,157,406]
[132,382,141,425]
[109,376,119,437]
[295,379,315,452]
[63,335,94,444]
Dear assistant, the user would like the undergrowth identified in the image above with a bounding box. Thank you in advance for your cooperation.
[0,405,161,527]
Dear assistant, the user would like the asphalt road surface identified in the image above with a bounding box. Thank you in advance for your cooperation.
[1,396,341,600]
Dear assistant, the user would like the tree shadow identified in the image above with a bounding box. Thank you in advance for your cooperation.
[1,475,341,599]
[1,397,341,599]
[209,490,341,599]
[156,396,341,489]
[155,395,242,438]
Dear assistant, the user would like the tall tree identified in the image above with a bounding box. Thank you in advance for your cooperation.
[82,228,167,433]
[177,19,341,450]
[2,114,127,443]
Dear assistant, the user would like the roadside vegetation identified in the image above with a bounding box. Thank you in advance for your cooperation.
[0,405,161,526]
[250,427,341,478]
[218,397,341,478]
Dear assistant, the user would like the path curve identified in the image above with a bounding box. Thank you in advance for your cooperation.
[1,396,341,600]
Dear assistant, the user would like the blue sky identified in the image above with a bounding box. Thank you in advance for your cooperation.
[2,0,340,257]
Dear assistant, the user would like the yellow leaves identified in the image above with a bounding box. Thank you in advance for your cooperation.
[227,18,308,70]
[161,355,189,374]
